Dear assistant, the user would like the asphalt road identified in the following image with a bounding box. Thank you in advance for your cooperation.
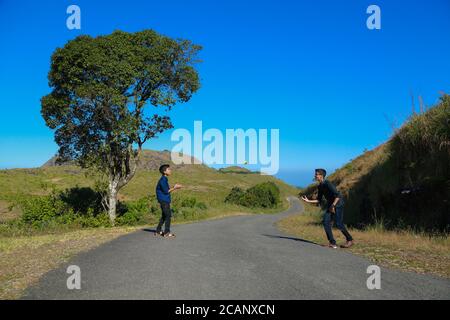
[24,197,449,299]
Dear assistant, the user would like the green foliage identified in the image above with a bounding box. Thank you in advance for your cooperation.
[116,196,158,226]
[171,195,208,220]
[224,187,245,204]
[59,186,104,216]
[19,192,71,227]
[11,192,210,229]
[225,182,281,208]
[14,188,112,229]
[41,30,202,168]
[181,197,197,208]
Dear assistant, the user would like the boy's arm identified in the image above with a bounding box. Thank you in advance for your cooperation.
[301,195,319,204]
[169,183,183,193]
[327,181,341,212]
[301,186,322,204]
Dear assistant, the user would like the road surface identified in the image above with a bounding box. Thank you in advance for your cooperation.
[24,197,449,299]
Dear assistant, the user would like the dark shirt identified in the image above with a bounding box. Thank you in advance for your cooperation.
[317,180,344,208]
[156,175,171,204]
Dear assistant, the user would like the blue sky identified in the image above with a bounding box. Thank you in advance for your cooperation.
[0,0,449,186]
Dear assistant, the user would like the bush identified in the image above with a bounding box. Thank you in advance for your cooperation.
[177,207,208,221]
[59,186,104,216]
[181,197,197,208]
[19,193,71,227]
[225,182,280,208]
[16,188,114,228]
[225,187,245,204]
[195,201,207,210]
[12,189,208,231]
[116,196,158,226]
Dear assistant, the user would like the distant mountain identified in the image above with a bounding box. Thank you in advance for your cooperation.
[42,150,204,171]
[218,166,254,174]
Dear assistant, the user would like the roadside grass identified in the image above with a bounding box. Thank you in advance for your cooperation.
[278,203,450,279]
[0,226,141,300]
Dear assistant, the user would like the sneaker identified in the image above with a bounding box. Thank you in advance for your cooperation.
[154,231,164,236]
[328,243,338,249]
[341,240,354,248]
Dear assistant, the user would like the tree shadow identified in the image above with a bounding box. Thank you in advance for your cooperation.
[59,186,104,215]
[262,234,319,246]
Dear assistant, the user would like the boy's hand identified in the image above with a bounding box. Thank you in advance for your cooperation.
[301,196,309,202]
[329,206,336,214]
[174,183,183,190]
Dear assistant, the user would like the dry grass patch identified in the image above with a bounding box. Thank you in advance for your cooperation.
[0,201,21,223]
[0,226,140,299]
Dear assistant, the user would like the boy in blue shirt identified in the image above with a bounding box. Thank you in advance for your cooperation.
[155,164,182,238]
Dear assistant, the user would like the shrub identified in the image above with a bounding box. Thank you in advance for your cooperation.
[177,207,208,221]
[195,201,207,210]
[181,197,197,208]
[116,196,158,226]
[225,182,280,208]
[224,187,245,204]
[16,188,114,228]
[59,186,104,216]
[19,193,70,227]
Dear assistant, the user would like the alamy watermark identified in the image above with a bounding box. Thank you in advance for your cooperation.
[66,5,81,30]
[366,5,381,30]
[66,265,81,290]
[170,121,280,175]
[366,265,381,290]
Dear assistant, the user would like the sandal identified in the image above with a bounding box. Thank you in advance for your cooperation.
[164,233,176,238]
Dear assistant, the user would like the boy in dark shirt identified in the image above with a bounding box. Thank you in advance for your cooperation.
[155,164,182,238]
[301,168,354,249]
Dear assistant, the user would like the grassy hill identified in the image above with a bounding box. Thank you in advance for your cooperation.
[0,150,299,225]
[302,95,450,232]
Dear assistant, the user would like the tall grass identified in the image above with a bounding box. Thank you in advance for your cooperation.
[302,94,450,233]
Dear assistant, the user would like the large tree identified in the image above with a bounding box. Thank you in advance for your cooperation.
[41,30,201,224]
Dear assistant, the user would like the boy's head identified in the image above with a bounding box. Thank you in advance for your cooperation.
[159,164,172,176]
[314,168,326,182]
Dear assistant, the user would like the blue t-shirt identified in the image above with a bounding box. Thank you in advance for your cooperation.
[156,175,171,203]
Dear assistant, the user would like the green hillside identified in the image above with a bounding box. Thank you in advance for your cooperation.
[0,150,299,225]
[302,95,450,232]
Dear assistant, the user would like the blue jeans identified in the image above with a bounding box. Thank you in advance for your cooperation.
[323,206,353,245]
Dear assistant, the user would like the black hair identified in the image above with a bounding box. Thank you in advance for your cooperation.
[315,168,327,177]
[159,164,170,175]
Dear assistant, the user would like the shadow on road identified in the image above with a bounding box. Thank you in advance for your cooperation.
[262,234,319,246]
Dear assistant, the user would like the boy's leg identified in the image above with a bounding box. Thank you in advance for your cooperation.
[156,202,167,233]
[322,211,336,245]
[334,206,353,241]
[161,202,172,234]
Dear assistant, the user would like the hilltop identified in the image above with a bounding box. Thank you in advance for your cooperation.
[218,166,254,174]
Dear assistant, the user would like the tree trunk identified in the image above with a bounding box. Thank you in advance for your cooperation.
[108,179,119,225]
[106,148,141,225]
